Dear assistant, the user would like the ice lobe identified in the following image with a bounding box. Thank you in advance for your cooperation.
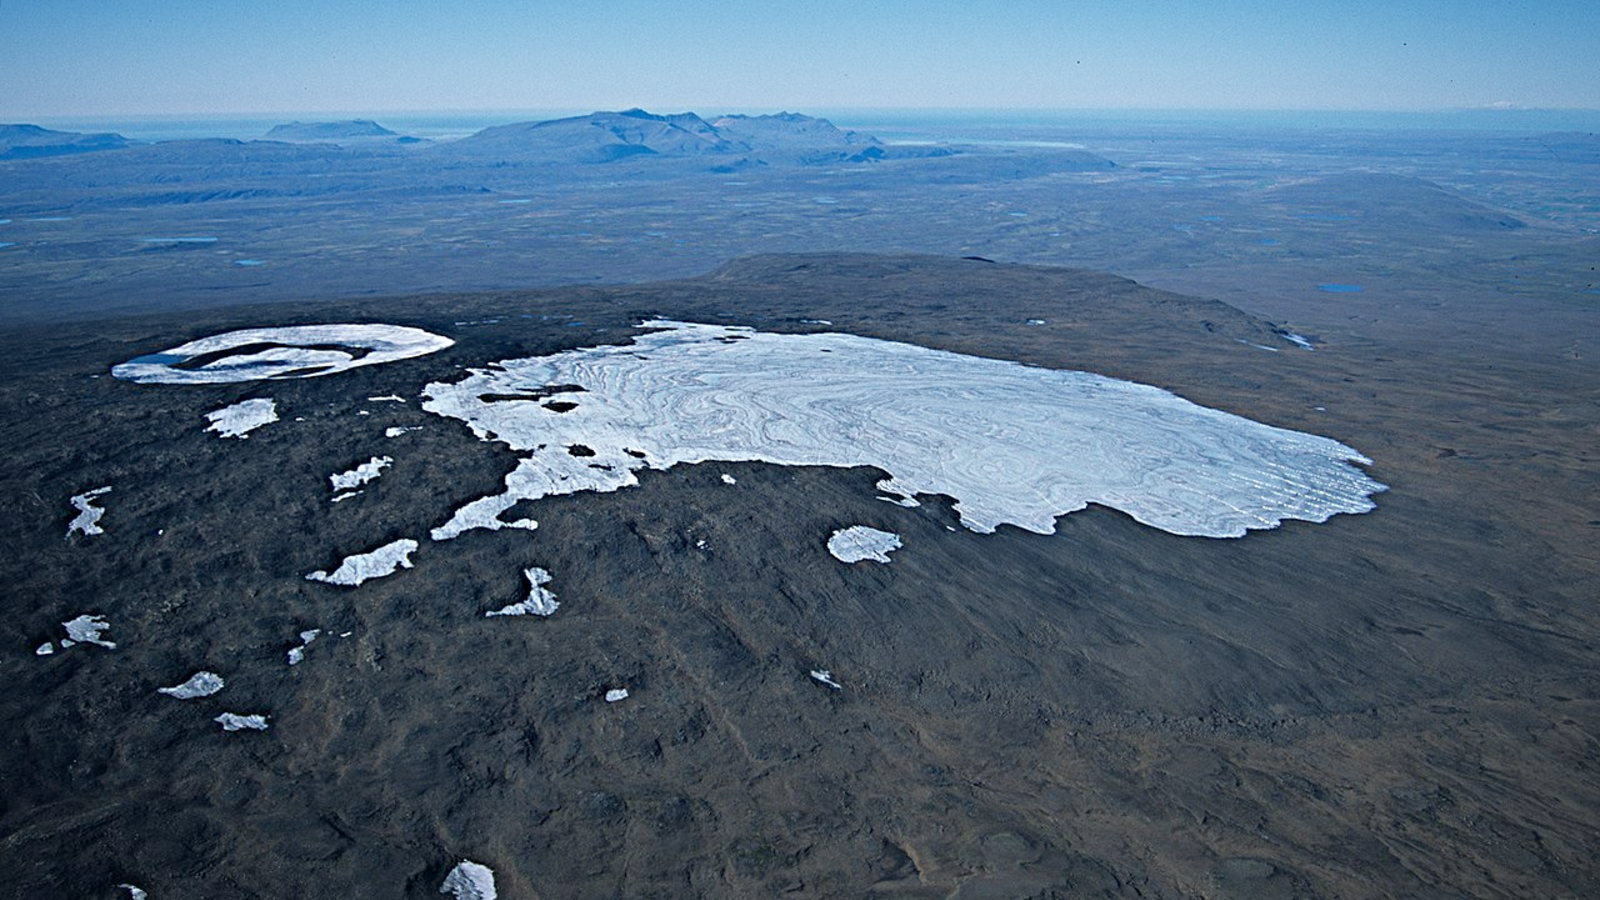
[159,671,225,699]
[112,324,454,384]
[205,398,278,438]
[828,526,903,563]
[66,486,112,537]
[486,568,559,617]
[306,539,418,586]
[440,860,497,900]
[423,321,1385,539]
[330,456,392,491]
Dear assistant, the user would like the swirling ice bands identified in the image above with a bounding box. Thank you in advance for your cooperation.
[423,321,1385,540]
[112,324,454,384]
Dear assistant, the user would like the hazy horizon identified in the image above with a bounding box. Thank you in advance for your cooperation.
[5,1,1597,119]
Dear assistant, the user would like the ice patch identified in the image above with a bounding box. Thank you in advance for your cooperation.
[66,486,112,537]
[63,614,115,649]
[720,473,737,485]
[119,885,148,900]
[206,398,278,438]
[1283,332,1316,350]
[605,688,630,703]
[215,713,269,731]
[486,567,559,617]
[330,456,392,491]
[36,643,54,656]
[331,490,363,503]
[159,671,225,699]
[440,860,497,900]
[828,526,903,563]
[367,395,407,402]
[386,426,423,438]
[307,539,418,586]
[421,321,1384,540]
[810,669,843,690]
[112,324,454,385]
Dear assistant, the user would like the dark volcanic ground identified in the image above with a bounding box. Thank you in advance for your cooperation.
[1,254,1597,899]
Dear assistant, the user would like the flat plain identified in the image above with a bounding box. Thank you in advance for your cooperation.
[1,112,1597,898]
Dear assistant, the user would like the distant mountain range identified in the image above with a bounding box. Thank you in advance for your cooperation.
[0,124,132,160]
[0,109,1123,180]
[443,108,901,165]
[261,119,422,144]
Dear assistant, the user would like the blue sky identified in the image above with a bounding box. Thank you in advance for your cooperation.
[4,0,1597,116]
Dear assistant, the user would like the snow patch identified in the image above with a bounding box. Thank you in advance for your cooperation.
[206,398,278,438]
[385,426,423,437]
[287,629,321,665]
[35,643,54,656]
[486,568,559,617]
[159,671,225,699]
[605,688,630,703]
[330,456,392,491]
[307,539,418,586]
[810,669,843,690]
[215,713,269,731]
[118,885,148,900]
[440,860,497,900]
[720,473,737,485]
[63,614,115,649]
[66,486,112,537]
[828,526,902,563]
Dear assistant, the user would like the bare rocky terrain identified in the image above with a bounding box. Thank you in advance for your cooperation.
[2,111,1597,898]
[1,251,1596,899]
